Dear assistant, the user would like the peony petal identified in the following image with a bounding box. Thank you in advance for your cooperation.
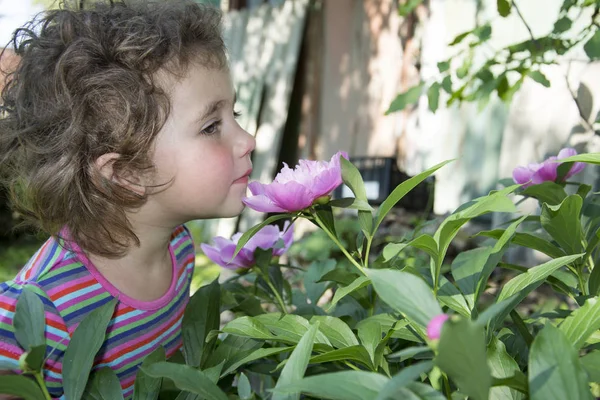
[512,166,534,186]
[311,168,343,197]
[565,162,585,179]
[272,221,294,256]
[263,181,315,212]
[200,243,227,267]
[243,194,288,213]
[248,181,267,196]
[532,159,558,184]
[246,224,281,251]
[557,148,577,159]
[426,314,449,340]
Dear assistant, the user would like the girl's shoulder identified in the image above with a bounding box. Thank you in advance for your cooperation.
[169,224,196,268]
[11,236,79,286]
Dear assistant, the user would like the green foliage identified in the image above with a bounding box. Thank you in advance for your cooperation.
[6,154,600,399]
[386,0,600,114]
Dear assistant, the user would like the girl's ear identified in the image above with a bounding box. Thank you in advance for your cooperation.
[94,153,146,196]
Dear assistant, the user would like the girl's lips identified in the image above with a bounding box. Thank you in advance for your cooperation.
[233,168,252,184]
[233,175,249,184]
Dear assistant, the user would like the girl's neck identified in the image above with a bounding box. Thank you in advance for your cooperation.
[87,222,177,302]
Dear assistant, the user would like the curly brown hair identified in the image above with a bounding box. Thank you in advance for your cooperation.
[0,0,227,257]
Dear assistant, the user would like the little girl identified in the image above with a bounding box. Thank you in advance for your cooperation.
[0,1,255,398]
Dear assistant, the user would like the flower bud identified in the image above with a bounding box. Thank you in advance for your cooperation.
[18,352,30,372]
[313,195,331,206]
[427,314,449,340]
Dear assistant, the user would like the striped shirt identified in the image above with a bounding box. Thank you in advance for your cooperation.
[0,225,195,399]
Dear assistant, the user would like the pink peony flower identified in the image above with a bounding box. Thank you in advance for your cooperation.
[242,151,348,213]
[200,222,294,270]
[427,314,449,340]
[512,148,585,188]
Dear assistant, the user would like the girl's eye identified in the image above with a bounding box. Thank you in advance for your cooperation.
[201,120,221,136]
[234,110,242,119]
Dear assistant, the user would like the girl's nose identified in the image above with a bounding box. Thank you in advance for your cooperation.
[240,129,256,157]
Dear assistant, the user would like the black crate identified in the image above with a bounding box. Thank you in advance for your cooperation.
[334,157,435,212]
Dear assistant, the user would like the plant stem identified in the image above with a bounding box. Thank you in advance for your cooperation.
[510,310,533,347]
[34,372,52,400]
[442,373,452,400]
[256,269,288,314]
[577,267,588,296]
[311,212,366,276]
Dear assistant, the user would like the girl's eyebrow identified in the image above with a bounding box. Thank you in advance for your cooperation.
[196,99,227,123]
[196,91,236,124]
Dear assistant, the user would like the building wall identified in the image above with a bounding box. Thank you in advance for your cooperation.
[310,0,599,215]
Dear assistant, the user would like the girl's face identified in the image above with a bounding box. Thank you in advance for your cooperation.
[147,65,255,225]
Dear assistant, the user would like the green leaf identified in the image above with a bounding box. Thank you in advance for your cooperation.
[375,160,452,234]
[14,286,46,351]
[380,382,446,400]
[328,198,373,211]
[474,24,492,41]
[521,181,567,205]
[441,75,452,93]
[497,0,511,16]
[357,320,382,364]
[437,61,450,73]
[0,375,46,400]
[310,316,359,348]
[436,275,471,317]
[313,206,338,239]
[63,297,117,400]
[559,153,600,165]
[238,373,253,400]
[437,318,491,400]
[366,269,442,327]
[309,345,373,369]
[341,157,368,201]
[451,247,492,309]
[553,16,572,33]
[489,254,583,329]
[529,324,593,400]
[476,230,566,259]
[329,276,371,308]
[450,31,471,46]
[221,346,293,377]
[233,214,293,259]
[427,82,441,113]
[304,259,336,305]
[387,345,432,361]
[182,278,221,367]
[272,371,389,400]
[559,297,600,350]
[254,313,331,346]
[143,362,228,400]
[222,317,276,340]
[398,0,423,16]
[385,84,424,115]
[527,71,551,87]
[581,351,600,382]
[87,367,126,400]
[498,254,583,301]
[376,361,434,400]
[23,345,45,372]
[487,337,524,399]
[133,346,165,400]
[272,322,319,400]
[540,195,584,255]
[206,335,262,373]
[434,186,518,289]
[584,29,600,60]
[383,234,438,262]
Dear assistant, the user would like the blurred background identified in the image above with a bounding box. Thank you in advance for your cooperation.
[1,0,598,284]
